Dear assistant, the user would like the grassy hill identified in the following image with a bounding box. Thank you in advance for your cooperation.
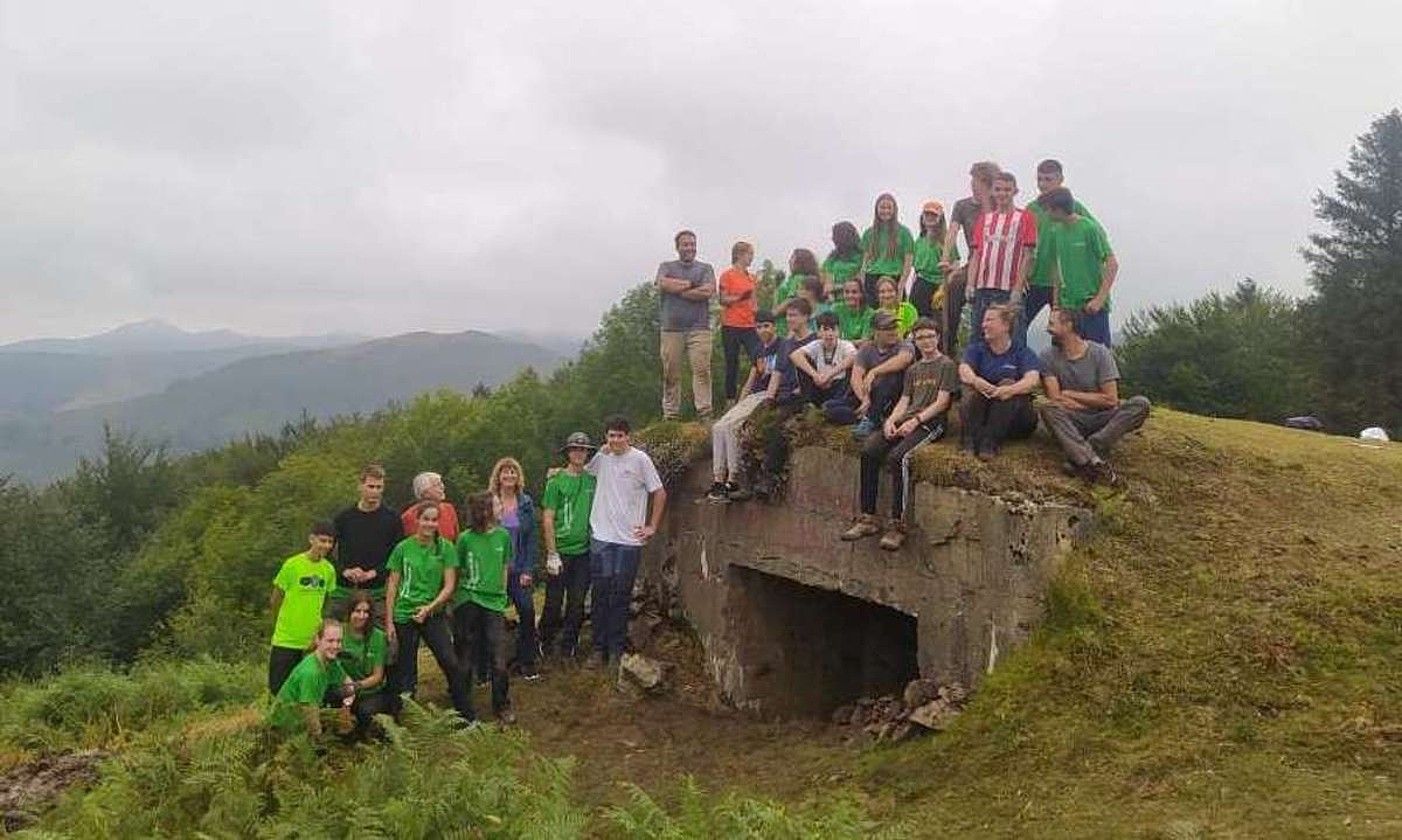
[2,405,1397,836]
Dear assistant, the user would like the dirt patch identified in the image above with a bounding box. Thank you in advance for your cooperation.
[0,750,106,831]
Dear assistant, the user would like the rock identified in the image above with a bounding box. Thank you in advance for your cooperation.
[903,678,940,709]
[883,721,919,742]
[938,683,969,704]
[863,722,885,738]
[618,653,669,694]
[628,612,664,651]
[908,699,960,731]
[831,705,855,725]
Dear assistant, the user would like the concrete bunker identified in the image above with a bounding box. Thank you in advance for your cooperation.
[726,566,919,716]
[647,444,1091,717]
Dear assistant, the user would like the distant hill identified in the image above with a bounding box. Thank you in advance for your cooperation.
[0,330,563,481]
[0,318,363,356]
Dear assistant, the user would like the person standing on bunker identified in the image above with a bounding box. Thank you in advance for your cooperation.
[656,230,716,420]
[942,161,1001,356]
[859,193,915,308]
[586,416,666,671]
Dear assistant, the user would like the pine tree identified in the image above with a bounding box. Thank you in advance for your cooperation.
[1303,109,1402,435]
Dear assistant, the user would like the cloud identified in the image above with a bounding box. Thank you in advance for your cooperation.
[1,0,1400,342]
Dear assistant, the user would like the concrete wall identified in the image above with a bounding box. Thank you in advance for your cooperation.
[643,445,1091,716]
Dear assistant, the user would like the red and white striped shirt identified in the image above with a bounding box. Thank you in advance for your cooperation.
[971,208,1037,292]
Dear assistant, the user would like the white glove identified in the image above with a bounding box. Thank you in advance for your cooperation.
[545,553,563,576]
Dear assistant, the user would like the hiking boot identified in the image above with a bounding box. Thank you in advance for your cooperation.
[879,521,908,551]
[706,482,730,503]
[977,444,999,461]
[851,417,877,441]
[725,483,753,502]
[960,438,977,456]
[1061,459,1080,478]
[520,663,541,682]
[841,514,881,541]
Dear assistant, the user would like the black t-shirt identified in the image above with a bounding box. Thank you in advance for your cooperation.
[332,504,402,591]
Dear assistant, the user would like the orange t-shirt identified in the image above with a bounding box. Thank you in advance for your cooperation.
[401,500,460,541]
[718,266,757,328]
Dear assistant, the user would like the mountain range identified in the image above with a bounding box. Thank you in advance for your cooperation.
[0,321,566,482]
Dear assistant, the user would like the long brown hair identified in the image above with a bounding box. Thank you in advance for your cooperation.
[866,193,901,262]
[828,221,861,261]
[789,248,820,279]
[919,206,948,244]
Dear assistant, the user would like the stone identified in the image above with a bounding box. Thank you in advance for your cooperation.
[938,682,969,704]
[903,678,940,709]
[908,699,960,731]
[883,721,919,742]
[618,653,669,694]
[628,612,664,651]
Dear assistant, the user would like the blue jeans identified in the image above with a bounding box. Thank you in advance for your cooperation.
[1021,285,1055,345]
[1075,308,1112,346]
[507,575,539,669]
[970,288,1011,344]
[589,539,642,661]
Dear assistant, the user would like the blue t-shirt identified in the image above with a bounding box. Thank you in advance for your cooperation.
[963,341,1040,385]
[775,334,819,402]
[747,338,784,396]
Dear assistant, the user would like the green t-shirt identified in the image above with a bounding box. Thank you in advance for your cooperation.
[831,302,873,342]
[455,527,513,613]
[541,470,597,556]
[879,302,919,337]
[822,252,863,287]
[773,274,816,336]
[386,536,458,623]
[338,627,388,695]
[860,224,915,277]
[913,236,957,281]
[270,552,337,650]
[1028,198,1094,288]
[268,653,346,731]
[1045,215,1113,311]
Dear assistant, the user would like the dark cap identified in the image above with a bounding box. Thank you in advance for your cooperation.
[755,309,776,324]
[872,311,899,331]
[559,431,597,453]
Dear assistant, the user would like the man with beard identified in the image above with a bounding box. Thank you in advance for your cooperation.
[1037,308,1150,485]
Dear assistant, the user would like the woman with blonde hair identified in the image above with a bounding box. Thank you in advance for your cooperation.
[489,457,541,681]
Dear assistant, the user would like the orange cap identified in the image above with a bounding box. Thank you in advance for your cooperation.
[921,200,944,214]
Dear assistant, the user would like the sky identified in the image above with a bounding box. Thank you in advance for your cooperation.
[2,0,1400,344]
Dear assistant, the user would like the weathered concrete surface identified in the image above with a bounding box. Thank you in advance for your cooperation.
[643,445,1091,716]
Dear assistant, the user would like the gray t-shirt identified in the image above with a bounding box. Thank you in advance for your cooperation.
[856,340,914,373]
[1040,341,1119,395]
[951,197,983,252]
[656,259,716,331]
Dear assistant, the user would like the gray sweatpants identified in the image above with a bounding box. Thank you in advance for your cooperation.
[1038,396,1151,466]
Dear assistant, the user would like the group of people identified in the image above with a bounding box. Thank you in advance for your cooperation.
[661,159,1149,549]
[266,417,666,734]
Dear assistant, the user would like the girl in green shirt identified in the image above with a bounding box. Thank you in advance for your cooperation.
[911,200,957,320]
[830,278,874,344]
[267,618,355,736]
[774,248,822,337]
[384,501,476,723]
[453,492,515,723]
[339,590,394,734]
[859,193,915,308]
[821,221,863,295]
[875,276,918,338]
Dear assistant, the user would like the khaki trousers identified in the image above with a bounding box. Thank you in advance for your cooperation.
[660,329,713,418]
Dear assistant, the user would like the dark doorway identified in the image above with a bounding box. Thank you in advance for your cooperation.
[726,566,919,716]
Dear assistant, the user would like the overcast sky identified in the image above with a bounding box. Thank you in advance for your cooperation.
[2,1,1399,344]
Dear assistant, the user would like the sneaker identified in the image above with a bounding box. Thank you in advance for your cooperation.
[977,443,999,461]
[726,483,753,502]
[851,417,876,441]
[841,514,881,541]
[496,708,517,726]
[879,521,908,551]
[1087,460,1122,487]
[706,482,730,503]
[960,438,977,456]
[520,663,541,682]
[1061,460,1080,478]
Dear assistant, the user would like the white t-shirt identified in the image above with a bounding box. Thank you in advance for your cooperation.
[801,339,857,381]
[586,445,664,546]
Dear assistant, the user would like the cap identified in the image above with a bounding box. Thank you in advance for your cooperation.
[559,431,597,453]
[872,311,899,331]
[921,200,944,214]
[755,309,776,324]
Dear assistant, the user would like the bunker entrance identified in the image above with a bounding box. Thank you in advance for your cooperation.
[728,566,918,716]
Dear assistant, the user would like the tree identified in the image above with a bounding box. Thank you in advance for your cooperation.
[1118,280,1315,423]
[1303,108,1402,435]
